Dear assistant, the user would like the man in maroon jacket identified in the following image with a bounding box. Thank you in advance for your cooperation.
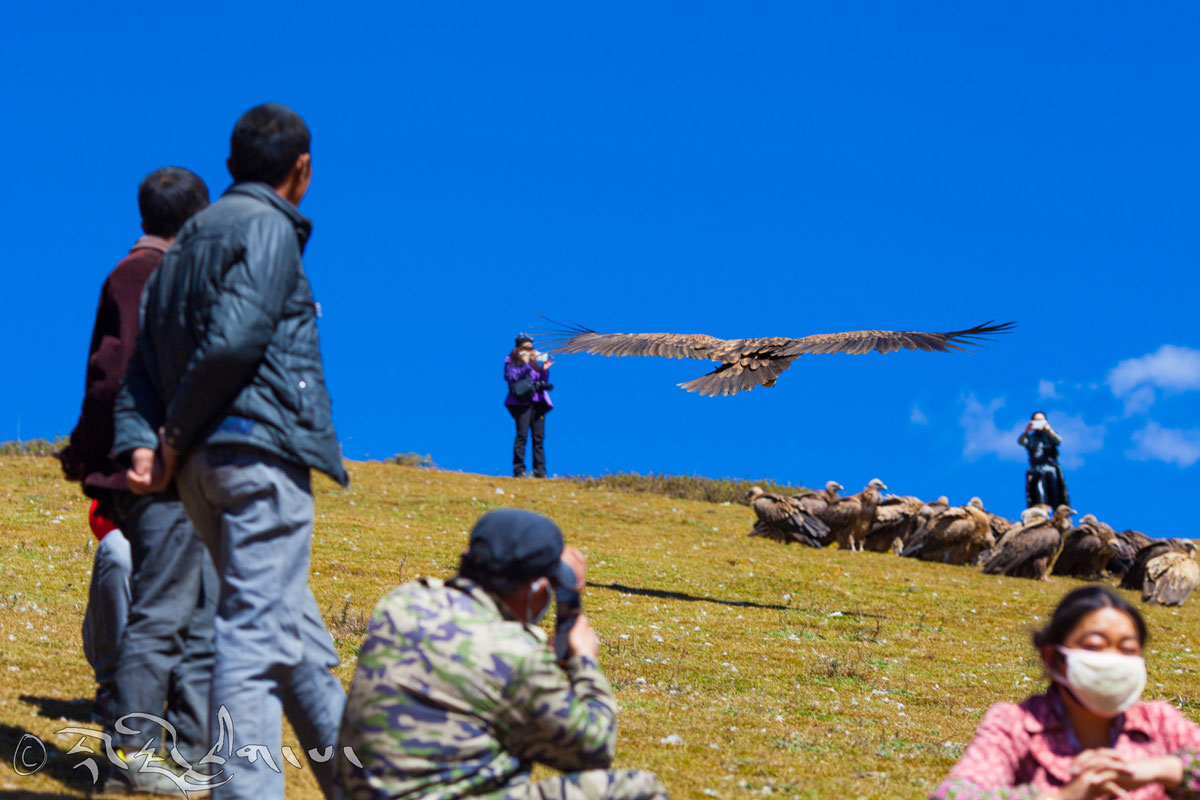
[60,167,217,794]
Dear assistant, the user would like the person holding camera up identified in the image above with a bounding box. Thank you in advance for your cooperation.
[505,333,554,477]
[1019,411,1071,510]
[336,508,668,800]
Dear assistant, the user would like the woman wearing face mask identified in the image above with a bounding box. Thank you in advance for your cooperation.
[1020,411,1070,510]
[504,333,553,478]
[931,586,1200,800]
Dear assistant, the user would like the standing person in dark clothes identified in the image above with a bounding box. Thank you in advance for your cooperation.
[113,103,348,800]
[505,333,553,477]
[59,167,216,795]
[1019,411,1070,509]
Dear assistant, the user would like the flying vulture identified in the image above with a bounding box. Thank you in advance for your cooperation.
[901,497,995,565]
[821,479,887,551]
[1108,529,1155,578]
[1121,539,1200,605]
[1051,514,1119,580]
[982,505,1076,580]
[746,487,830,547]
[541,320,1016,396]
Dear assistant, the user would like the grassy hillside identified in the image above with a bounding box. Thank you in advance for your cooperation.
[1,457,1198,799]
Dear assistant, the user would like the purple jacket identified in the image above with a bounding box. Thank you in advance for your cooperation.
[504,356,553,409]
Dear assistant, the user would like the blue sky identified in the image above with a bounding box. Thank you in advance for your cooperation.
[2,2,1196,536]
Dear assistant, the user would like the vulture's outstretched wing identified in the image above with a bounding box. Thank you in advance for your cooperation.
[539,322,736,361]
[776,321,1016,357]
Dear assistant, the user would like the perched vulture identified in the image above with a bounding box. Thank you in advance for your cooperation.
[822,479,886,551]
[792,481,843,519]
[542,320,1016,396]
[1141,542,1200,607]
[746,487,830,547]
[902,496,952,555]
[1021,505,1052,525]
[1052,515,1119,579]
[1108,529,1155,578]
[864,495,924,554]
[982,505,1076,580]
[901,497,995,565]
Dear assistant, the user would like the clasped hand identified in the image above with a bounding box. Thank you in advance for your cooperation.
[126,428,179,495]
[1051,750,1182,800]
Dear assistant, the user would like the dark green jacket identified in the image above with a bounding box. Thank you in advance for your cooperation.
[113,182,348,486]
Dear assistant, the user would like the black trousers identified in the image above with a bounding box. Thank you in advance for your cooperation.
[510,404,547,477]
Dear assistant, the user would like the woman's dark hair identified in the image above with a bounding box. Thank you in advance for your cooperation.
[1031,410,1046,420]
[229,103,311,186]
[138,167,210,238]
[1032,586,1147,650]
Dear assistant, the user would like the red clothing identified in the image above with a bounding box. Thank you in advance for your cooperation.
[934,690,1200,800]
[87,499,118,541]
[60,237,170,495]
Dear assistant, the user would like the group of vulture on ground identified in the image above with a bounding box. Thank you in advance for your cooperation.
[746,482,1199,607]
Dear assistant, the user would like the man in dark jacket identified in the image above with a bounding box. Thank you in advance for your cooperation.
[61,167,217,794]
[113,104,347,800]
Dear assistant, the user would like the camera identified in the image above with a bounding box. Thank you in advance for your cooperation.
[1031,419,1047,430]
[533,380,554,393]
[554,564,583,664]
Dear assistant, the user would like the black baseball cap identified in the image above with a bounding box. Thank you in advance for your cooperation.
[515,333,534,346]
[463,509,576,587]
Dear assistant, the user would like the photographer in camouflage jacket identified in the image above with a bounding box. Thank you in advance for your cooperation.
[336,509,668,800]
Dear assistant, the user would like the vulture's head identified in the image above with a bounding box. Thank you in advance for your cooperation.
[1053,505,1078,525]
[826,481,843,493]
[1080,514,1099,526]
[868,478,888,491]
[1180,540,1198,557]
[936,496,949,505]
[746,486,765,501]
[968,497,985,510]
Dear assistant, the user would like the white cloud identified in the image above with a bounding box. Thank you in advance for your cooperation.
[1107,345,1200,414]
[960,395,1106,467]
[1127,423,1200,468]
[1037,379,1059,399]
[1121,386,1156,417]
[910,405,928,425]
[960,395,1026,462]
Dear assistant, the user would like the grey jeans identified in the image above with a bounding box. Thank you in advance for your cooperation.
[110,490,217,765]
[82,529,131,723]
[177,445,345,800]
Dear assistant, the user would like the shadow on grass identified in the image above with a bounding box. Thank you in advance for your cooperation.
[588,580,886,617]
[0,721,100,796]
[18,695,94,724]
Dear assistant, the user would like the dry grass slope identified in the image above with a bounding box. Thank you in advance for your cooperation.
[1,457,1198,799]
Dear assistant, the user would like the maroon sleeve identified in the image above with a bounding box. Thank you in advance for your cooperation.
[61,251,159,483]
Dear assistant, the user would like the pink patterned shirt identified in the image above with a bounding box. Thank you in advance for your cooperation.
[932,690,1200,800]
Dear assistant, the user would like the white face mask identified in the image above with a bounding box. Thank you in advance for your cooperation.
[1054,647,1146,717]
[527,578,552,625]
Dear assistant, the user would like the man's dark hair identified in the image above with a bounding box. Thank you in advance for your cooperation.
[138,167,210,238]
[229,103,311,186]
[1031,411,1046,419]
[458,553,526,597]
[1032,586,1147,650]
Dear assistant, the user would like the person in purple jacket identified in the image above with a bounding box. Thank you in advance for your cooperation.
[505,333,554,477]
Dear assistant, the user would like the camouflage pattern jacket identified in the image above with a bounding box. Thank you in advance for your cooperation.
[337,576,618,799]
